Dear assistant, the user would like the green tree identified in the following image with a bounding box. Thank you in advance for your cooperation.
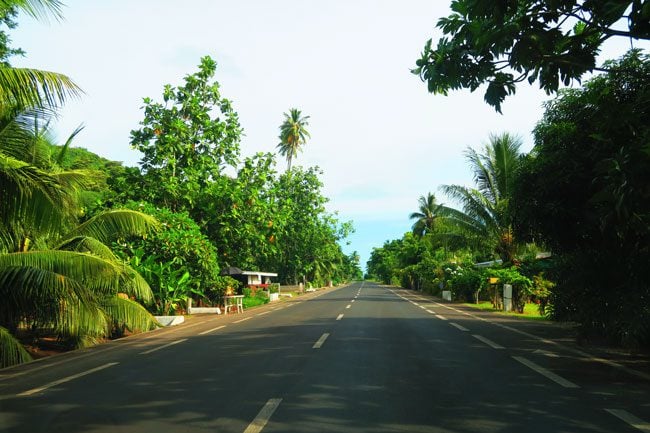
[413,0,650,112]
[130,56,242,211]
[409,192,446,237]
[440,133,524,263]
[514,50,650,344]
[199,153,279,269]
[277,108,311,171]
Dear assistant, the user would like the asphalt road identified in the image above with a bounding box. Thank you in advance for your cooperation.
[1,281,648,432]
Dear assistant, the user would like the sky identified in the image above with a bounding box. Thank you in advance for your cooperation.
[11,1,646,271]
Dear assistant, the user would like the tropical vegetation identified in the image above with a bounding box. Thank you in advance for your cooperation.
[371,48,650,347]
[0,2,361,368]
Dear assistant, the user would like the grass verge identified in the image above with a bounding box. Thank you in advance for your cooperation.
[462,301,550,321]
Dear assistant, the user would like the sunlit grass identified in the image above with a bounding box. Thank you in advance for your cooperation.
[462,301,549,321]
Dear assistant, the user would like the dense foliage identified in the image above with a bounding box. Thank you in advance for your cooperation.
[413,0,650,111]
[0,4,360,367]
[514,50,650,344]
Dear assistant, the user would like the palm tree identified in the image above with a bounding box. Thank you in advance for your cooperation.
[0,120,160,368]
[277,108,310,171]
[409,192,445,237]
[440,133,523,264]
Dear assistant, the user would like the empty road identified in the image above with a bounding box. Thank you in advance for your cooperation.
[1,281,648,432]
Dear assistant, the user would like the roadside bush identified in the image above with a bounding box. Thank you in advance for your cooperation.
[242,287,269,308]
[488,267,533,313]
[113,201,220,313]
[448,266,486,303]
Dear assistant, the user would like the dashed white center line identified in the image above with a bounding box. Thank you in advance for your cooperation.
[512,356,579,388]
[435,314,448,321]
[336,314,344,321]
[605,409,650,432]
[426,309,435,314]
[346,304,351,309]
[256,311,271,316]
[198,325,226,335]
[17,362,119,396]
[419,305,426,309]
[313,333,330,349]
[243,398,283,433]
[351,299,355,303]
[449,322,469,331]
[140,338,188,355]
[233,317,252,323]
[472,334,504,349]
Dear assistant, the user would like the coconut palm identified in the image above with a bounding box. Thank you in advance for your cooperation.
[440,133,523,263]
[409,192,446,237]
[0,119,160,368]
[277,108,310,171]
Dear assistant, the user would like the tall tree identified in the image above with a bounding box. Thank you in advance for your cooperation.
[513,50,650,345]
[130,56,242,212]
[409,192,445,237]
[413,0,650,112]
[277,108,310,171]
[440,133,523,263]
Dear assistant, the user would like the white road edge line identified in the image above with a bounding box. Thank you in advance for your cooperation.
[198,325,226,335]
[605,409,650,432]
[243,398,283,433]
[257,311,271,316]
[17,362,119,396]
[336,314,344,321]
[512,356,580,388]
[140,338,188,355]
[472,334,504,349]
[450,322,469,332]
[313,333,330,349]
[233,317,252,323]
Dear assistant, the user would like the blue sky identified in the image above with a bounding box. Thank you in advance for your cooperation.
[11,1,647,271]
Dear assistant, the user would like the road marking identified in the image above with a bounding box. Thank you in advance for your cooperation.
[435,314,448,321]
[256,311,271,316]
[412,302,419,306]
[199,325,226,335]
[234,317,252,323]
[351,299,355,303]
[336,314,344,321]
[426,309,434,314]
[140,338,188,355]
[472,334,504,349]
[512,356,579,388]
[419,305,426,309]
[533,349,560,358]
[243,398,283,433]
[313,333,330,349]
[605,409,650,432]
[346,304,351,309]
[17,362,119,396]
[450,322,469,331]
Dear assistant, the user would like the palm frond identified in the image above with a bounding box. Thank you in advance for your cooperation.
[0,153,69,248]
[55,236,117,260]
[0,67,81,111]
[101,296,159,334]
[55,124,85,166]
[2,0,64,22]
[0,250,131,295]
[64,209,159,244]
[0,326,32,368]
[0,264,97,321]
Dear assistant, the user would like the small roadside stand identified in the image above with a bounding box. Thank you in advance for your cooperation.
[220,267,279,313]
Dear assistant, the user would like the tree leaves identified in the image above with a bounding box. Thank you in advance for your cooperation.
[414,0,648,111]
